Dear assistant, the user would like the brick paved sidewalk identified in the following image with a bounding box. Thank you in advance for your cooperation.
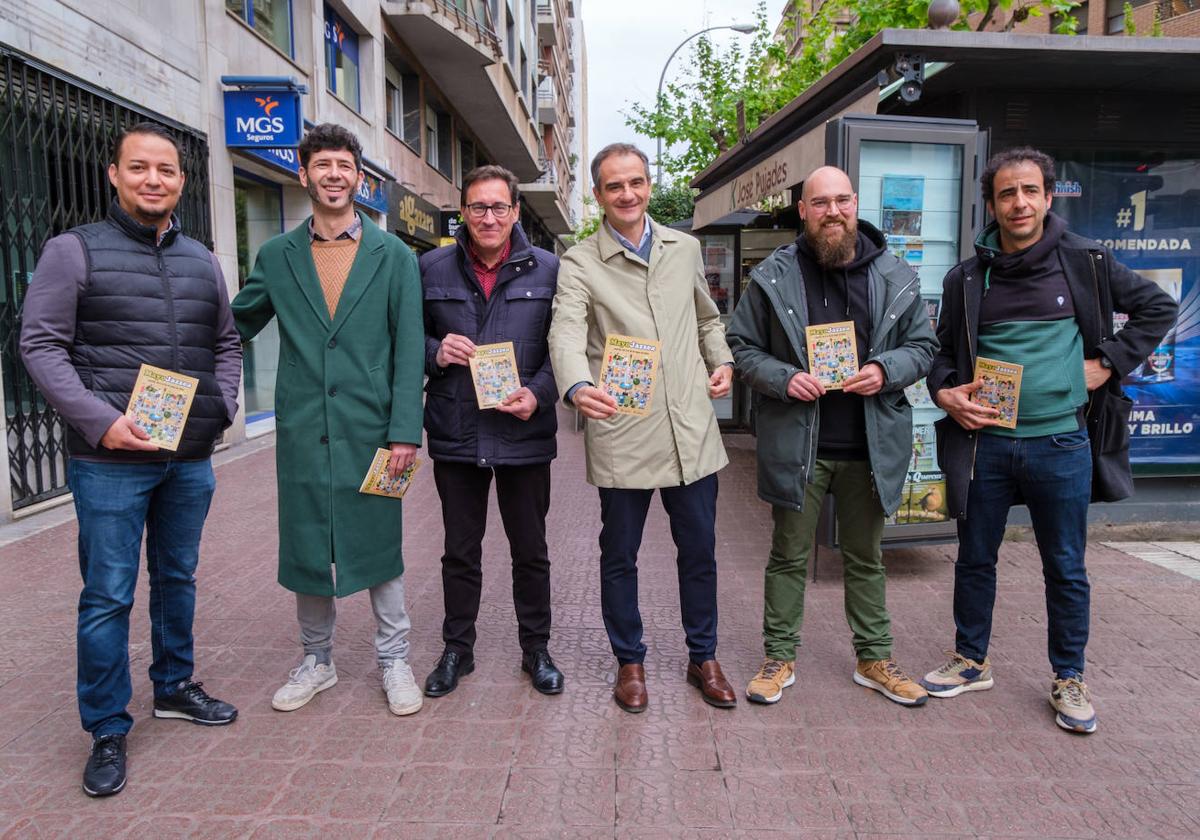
[1,414,1198,838]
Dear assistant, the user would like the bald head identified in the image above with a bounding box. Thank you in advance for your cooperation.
[799,165,859,268]
[801,166,853,202]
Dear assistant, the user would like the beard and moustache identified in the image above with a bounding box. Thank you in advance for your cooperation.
[804,216,858,268]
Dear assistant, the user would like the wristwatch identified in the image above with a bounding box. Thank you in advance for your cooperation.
[1098,355,1114,370]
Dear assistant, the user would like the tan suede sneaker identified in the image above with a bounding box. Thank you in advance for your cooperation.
[746,659,795,704]
[854,658,928,706]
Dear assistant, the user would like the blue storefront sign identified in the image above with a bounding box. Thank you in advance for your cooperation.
[356,172,388,214]
[223,89,302,148]
[1054,155,1199,470]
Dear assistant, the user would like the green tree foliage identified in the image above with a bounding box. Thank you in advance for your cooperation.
[627,0,1081,184]
[647,182,696,226]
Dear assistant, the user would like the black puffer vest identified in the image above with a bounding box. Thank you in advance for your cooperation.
[68,202,227,461]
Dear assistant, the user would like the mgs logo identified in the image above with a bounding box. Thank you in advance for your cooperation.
[235,95,286,139]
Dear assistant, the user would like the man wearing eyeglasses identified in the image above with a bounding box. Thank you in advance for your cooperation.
[419,165,563,698]
[727,165,936,708]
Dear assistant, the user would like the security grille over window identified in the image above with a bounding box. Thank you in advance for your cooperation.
[0,47,212,510]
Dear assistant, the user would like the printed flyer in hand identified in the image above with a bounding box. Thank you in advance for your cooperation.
[973,356,1023,429]
[600,334,660,417]
[359,449,422,499]
[124,364,199,451]
[805,321,859,390]
[469,341,520,409]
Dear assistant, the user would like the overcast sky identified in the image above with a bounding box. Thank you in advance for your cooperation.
[580,0,789,178]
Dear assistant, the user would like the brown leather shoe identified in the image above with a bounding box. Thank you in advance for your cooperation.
[686,660,737,708]
[613,663,648,713]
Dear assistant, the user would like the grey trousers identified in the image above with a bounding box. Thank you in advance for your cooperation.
[295,574,411,667]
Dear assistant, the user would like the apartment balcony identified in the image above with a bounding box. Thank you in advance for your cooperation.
[521,158,572,235]
[537,80,558,126]
[537,0,559,46]
[384,0,539,179]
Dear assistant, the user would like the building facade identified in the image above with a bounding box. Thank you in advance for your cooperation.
[0,0,586,519]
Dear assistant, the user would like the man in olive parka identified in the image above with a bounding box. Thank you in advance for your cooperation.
[727,166,937,709]
[233,124,425,717]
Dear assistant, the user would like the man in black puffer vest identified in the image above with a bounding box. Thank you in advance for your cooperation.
[20,123,242,798]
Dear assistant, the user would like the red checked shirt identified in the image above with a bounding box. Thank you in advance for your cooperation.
[468,239,512,299]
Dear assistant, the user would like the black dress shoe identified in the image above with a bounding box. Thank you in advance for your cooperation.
[521,649,564,695]
[83,734,126,797]
[153,680,238,725]
[424,650,474,697]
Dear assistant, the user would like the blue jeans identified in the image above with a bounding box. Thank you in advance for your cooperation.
[597,474,719,666]
[68,458,216,736]
[953,428,1092,676]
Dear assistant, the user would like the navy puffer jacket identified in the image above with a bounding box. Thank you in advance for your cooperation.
[419,223,558,466]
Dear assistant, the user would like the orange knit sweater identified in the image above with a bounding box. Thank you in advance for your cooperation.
[311,238,360,317]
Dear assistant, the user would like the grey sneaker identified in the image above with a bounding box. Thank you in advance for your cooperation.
[382,659,423,716]
[272,655,337,711]
[1050,675,1097,734]
[921,651,994,698]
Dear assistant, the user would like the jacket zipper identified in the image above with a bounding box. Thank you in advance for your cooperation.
[964,274,979,480]
[1085,253,1104,422]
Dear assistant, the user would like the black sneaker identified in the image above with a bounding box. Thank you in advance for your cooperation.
[82,734,126,797]
[153,680,238,725]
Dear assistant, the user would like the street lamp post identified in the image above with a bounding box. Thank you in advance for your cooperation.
[655,22,757,187]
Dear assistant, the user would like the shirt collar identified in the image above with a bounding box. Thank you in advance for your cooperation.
[467,236,513,271]
[605,215,652,253]
[157,215,180,246]
[308,214,363,242]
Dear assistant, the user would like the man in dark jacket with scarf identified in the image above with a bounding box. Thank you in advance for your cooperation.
[921,147,1177,734]
[20,123,241,797]
[727,165,936,709]
[420,165,563,697]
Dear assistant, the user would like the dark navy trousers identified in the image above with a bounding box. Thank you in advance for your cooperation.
[597,473,719,666]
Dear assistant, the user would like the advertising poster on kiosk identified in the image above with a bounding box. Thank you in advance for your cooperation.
[1052,156,1199,471]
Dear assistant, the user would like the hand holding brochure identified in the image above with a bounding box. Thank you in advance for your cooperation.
[469,341,520,409]
[600,334,660,416]
[972,356,1022,430]
[805,321,859,390]
[359,449,422,499]
[125,364,199,451]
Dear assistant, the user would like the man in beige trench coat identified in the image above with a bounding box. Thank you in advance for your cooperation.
[549,143,737,713]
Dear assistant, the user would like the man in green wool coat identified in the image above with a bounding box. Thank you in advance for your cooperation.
[232,124,425,717]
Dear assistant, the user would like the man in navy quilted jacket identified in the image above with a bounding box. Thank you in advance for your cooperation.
[419,165,563,698]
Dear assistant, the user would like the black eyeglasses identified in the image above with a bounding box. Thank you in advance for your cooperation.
[464,202,515,219]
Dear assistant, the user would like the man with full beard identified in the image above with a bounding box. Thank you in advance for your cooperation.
[727,166,937,707]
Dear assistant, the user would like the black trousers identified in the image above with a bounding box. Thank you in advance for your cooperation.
[597,473,719,666]
[433,460,552,656]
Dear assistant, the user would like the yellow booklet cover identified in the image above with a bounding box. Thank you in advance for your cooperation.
[125,364,199,451]
[805,321,859,390]
[973,356,1023,430]
[469,341,521,409]
[600,334,661,417]
[358,449,422,499]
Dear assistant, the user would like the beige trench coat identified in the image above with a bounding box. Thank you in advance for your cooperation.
[549,218,732,489]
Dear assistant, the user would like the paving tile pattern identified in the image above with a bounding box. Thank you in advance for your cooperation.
[1,409,1198,838]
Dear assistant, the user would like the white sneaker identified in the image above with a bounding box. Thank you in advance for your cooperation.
[271,655,338,712]
[382,659,423,716]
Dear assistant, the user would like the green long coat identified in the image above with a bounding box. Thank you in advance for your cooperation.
[232,214,424,597]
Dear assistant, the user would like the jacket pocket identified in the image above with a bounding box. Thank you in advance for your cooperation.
[274,358,296,421]
[367,365,389,416]
[503,286,554,342]
[424,286,473,335]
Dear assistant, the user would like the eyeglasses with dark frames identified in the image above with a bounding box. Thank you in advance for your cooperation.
[464,202,515,219]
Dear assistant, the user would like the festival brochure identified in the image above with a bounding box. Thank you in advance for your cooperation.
[124,364,199,451]
[972,356,1023,430]
[600,334,660,417]
[358,449,422,499]
[805,321,859,390]
[469,341,521,409]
